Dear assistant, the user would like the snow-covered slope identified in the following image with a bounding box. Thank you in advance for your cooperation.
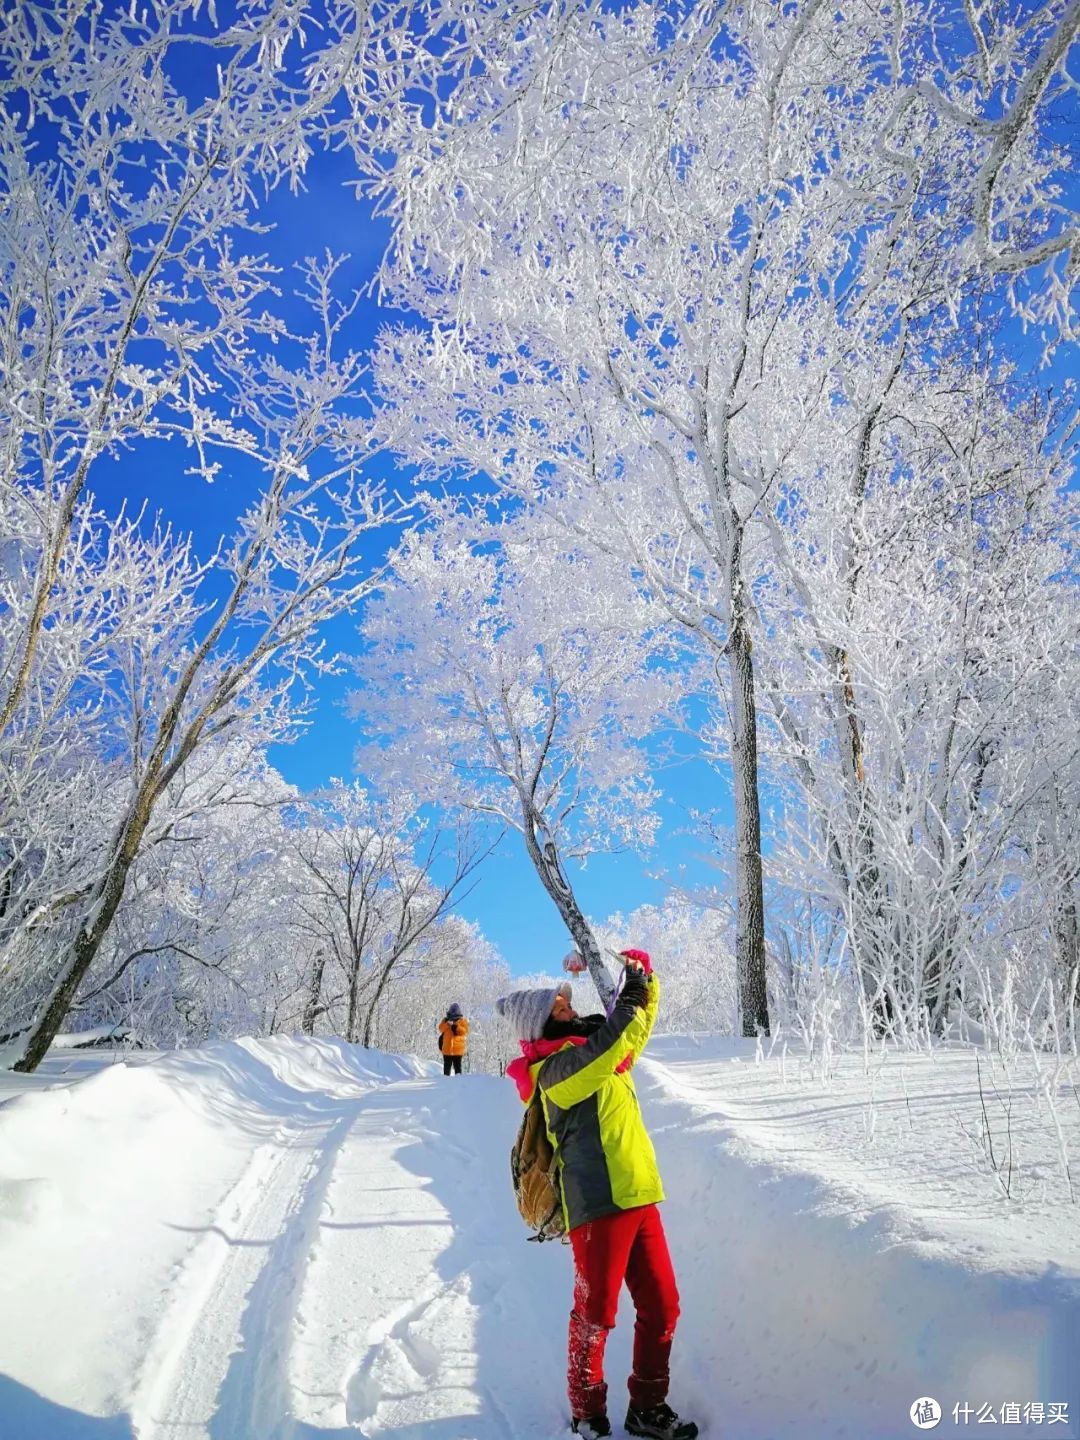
[0,1035,1077,1439]
[637,1036,1080,1440]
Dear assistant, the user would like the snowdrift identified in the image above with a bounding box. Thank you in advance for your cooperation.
[0,1037,432,1436]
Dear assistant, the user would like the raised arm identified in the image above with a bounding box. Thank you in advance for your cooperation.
[623,974,660,1066]
[539,972,657,1108]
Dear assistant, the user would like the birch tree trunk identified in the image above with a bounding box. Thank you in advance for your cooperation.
[727,610,769,1036]
[520,801,615,1010]
[302,948,328,1035]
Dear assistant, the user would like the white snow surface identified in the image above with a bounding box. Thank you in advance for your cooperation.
[0,1033,1077,1440]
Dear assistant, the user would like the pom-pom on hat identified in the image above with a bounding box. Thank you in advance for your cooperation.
[495,982,572,1042]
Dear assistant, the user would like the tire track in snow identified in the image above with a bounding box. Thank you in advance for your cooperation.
[130,1105,355,1440]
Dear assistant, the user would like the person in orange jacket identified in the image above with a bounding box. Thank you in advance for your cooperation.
[438,1003,469,1075]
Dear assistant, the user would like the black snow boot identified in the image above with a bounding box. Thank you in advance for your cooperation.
[625,1402,699,1440]
[571,1415,612,1439]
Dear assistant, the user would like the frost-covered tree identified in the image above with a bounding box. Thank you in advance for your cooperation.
[0,0,403,737]
[363,5,871,1038]
[0,728,299,1048]
[0,0,439,1067]
[360,0,1077,1035]
[70,750,300,1047]
[373,914,511,1072]
[352,510,674,1006]
[1,254,410,1072]
[287,780,488,1045]
[596,898,740,1036]
[0,489,226,1041]
[3,0,632,1068]
[760,365,1079,1039]
[6,0,1076,1062]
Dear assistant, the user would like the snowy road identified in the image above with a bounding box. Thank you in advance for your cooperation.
[288,1076,570,1440]
[127,1065,577,1440]
[1,1036,1079,1440]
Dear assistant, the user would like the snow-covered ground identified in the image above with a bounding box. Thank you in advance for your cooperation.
[0,1034,1077,1440]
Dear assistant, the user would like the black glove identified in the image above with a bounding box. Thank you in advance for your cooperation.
[619,968,649,1010]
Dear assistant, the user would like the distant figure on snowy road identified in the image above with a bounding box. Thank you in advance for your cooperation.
[438,1003,468,1076]
[496,951,698,1440]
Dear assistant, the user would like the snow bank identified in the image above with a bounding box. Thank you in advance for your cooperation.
[0,1037,432,1435]
[642,1036,1080,1439]
[647,1035,1080,1271]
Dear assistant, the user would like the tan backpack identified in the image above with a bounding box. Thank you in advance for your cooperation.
[510,1079,566,1243]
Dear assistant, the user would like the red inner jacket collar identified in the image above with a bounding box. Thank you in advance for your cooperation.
[506,1032,632,1102]
[506,1036,586,1102]
[521,1035,586,1064]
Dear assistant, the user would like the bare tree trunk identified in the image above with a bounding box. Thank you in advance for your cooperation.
[346,945,366,1044]
[302,948,327,1036]
[856,844,900,1035]
[1056,896,1079,1028]
[362,956,396,1048]
[850,809,894,1035]
[727,613,770,1037]
[837,649,867,786]
[824,642,894,1035]
[12,796,153,1071]
[824,382,903,1035]
[923,737,992,1036]
[520,801,615,1009]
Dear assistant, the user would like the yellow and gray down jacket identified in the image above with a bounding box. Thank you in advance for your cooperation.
[532,976,663,1231]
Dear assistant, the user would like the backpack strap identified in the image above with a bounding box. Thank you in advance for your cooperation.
[527,1059,566,1243]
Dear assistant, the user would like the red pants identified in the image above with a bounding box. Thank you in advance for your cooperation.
[568,1203,680,1419]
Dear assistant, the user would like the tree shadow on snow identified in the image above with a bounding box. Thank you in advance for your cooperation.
[0,1374,133,1440]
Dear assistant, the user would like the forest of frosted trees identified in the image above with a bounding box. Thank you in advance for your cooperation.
[1,0,1077,1072]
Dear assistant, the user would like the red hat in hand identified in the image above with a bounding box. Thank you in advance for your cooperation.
[618,948,653,975]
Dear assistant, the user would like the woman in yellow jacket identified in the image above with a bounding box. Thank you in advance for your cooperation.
[496,951,697,1440]
[437,1002,468,1076]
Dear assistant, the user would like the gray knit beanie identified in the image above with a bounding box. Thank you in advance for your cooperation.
[495,982,572,1042]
